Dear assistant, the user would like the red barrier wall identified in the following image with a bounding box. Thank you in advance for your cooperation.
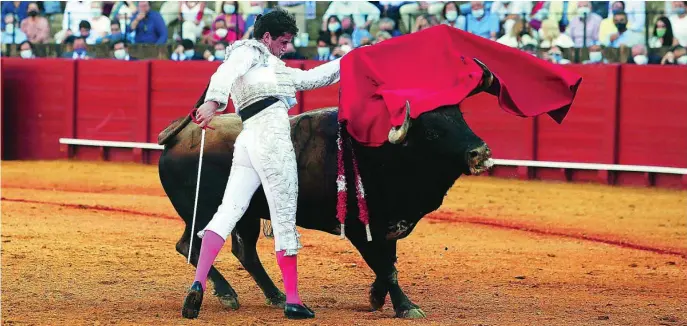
[1,58,686,188]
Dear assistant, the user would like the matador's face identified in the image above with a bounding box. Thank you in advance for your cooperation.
[262,32,293,58]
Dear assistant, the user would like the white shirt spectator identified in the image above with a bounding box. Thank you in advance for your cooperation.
[490,1,533,21]
[63,0,94,32]
[670,13,687,46]
[322,1,381,27]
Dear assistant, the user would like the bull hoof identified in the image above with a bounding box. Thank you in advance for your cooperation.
[396,307,427,319]
[217,294,240,310]
[265,292,286,308]
[369,286,387,311]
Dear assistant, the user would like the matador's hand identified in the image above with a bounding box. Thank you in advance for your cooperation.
[194,101,219,129]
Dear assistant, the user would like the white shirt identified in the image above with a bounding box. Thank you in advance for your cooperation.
[322,1,381,27]
[669,14,687,46]
[62,0,94,32]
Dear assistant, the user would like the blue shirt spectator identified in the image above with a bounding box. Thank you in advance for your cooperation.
[2,14,27,44]
[1,1,29,29]
[128,1,167,45]
[460,2,500,40]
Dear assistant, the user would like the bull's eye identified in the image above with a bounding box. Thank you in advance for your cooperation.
[425,129,440,141]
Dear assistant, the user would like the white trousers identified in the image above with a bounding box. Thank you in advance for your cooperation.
[199,101,302,256]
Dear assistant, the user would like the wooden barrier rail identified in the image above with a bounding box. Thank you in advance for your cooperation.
[2,58,686,189]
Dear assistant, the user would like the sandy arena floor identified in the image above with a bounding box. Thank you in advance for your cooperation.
[1,160,686,325]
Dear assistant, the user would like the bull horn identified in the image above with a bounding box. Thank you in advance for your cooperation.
[388,101,412,144]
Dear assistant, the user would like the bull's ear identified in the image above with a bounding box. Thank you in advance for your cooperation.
[388,101,412,144]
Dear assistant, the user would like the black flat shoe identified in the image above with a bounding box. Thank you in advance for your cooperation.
[181,281,204,319]
[284,303,315,319]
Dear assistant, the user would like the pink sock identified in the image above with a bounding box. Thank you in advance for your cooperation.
[194,231,225,291]
[276,250,302,305]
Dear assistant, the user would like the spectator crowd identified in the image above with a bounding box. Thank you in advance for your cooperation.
[1,0,686,65]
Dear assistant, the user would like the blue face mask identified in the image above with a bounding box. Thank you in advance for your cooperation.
[676,7,686,15]
[75,48,87,55]
[184,49,195,57]
[551,53,562,63]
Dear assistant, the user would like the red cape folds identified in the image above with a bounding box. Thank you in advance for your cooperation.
[338,24,582,147]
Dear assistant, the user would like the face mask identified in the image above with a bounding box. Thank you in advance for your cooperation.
[472,9,485,19]
[340,44,352,53]
[249,6,263,15]
[611,8,623,15]
[20,49,33,58]
[676,7,686,15]
[317,46,330,57]
[445,10,458,21]
[589,51,603,62]
[677,56,687,65]
[656,27,666,38]
[75,48,86,55]
[550,53,562,62]
[28,10,38,17]
[215,28,228,38]
[214,50,225,59]
[633,54,648,65]
[5,24,14,34]
[223,4,236,14]
[328,22,341,32]
[615,23,627,32]
[184,49,195,57]
[92,8,101,16]
[577,7,590,16]
[114,49,127,59]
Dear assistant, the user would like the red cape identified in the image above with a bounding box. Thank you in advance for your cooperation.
[338,24,582,147]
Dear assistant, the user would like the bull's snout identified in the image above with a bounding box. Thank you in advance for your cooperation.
[466,143,493,175]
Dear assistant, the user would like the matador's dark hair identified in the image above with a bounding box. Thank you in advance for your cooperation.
[253,7,299,40]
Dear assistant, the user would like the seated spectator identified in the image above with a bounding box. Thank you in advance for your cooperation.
[204,16,241,45]
[129,1,167,45]
[547,0,577,33]
[171,38,203,61]
[97,20,127,44]
[340,15,372,48]
[179,1,206,41]
[215,1,244,41]
[18,40,35,58]
[1,1,29,30]
[314,37,331,61]
[539,18,574,48]
[89,1,112,38]
[62,0,95,33]
[374,30,392,44]
[441,1,462,29]
[661,45,687,65]
[598,1,642,45]
[459,1,500,40]
[414,13,439,32]
[319,15,343,47]
[331,33,353,59]
[649,16,679,48]
[521,43,538,56]
[20,2,50,44]
[542,46,571,64]
[605,0,645,33]
[566,1,602,48]
[497,19,537,48]
[627,44,661,65]
[377,17,402,37]
[323,0,381,31]
[399,1,445,33]
[582,43,609,64]
[669,1,687,46]
[281,40,306,60]
[77,20,99,45]
[109,1,137,21]
[62,36,91,59]
[2,13,27,44]
[602,11,643,48]
[373,1,404,32]
[490,0,532,36]
[112,39,136,61]
[204,40,227,61]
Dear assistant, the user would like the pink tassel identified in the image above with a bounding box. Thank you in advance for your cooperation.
[349,135,372,242]
[336,125,347,239]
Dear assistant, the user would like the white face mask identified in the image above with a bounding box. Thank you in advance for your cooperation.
[184,49,195,58]
[214,50,225,59]
[20,49,33,58]
[215,28,228,38]
[317,46,330,57]
[223,4,236,14]
[472,9,485,19]
[589,51,603,62]
[114,49,127,59]
[328,22,341,32]
[577,7,590,16]
[633,54,648,65]
[677,56,687,65]
[340,44,352,53]
[445,10,458,22]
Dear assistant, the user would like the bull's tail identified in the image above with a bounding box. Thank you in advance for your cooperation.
[157,81,211,146]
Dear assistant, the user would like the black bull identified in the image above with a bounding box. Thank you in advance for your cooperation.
[157,94,494,319]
